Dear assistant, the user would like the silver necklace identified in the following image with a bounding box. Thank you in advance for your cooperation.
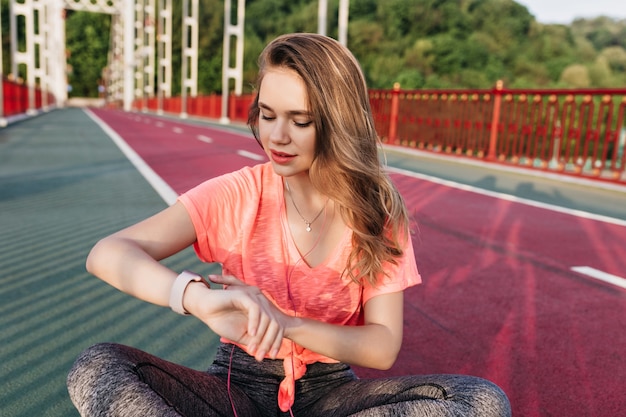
[285,180,328,232]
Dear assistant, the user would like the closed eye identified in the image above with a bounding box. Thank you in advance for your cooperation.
[294,120,313,128]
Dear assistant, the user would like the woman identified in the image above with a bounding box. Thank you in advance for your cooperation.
[68,33,511,416]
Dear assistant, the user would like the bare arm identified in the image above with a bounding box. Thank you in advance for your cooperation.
[285,291,404,370]
[86,201,288,352]
[85,201,197,306]
[88,202,404,370]
[199,275,404,369]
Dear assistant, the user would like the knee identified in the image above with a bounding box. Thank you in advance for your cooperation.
[68,343,122,381]
[66,343,129,405]
[470,377,512,417]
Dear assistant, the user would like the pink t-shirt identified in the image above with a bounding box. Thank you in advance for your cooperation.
[178,162,421,410]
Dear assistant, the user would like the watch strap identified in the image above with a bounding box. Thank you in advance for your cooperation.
[169,270,204,315]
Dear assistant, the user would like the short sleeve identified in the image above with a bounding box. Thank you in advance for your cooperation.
[362,235,421,304]
[178,165,261,264]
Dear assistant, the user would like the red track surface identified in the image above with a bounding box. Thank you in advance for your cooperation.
[91,109,626,417]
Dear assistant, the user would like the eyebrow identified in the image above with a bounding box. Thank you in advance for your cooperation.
[258,102,311,116]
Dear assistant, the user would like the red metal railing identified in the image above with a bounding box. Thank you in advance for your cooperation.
[4,75,625,186]
[2,78,30,116]
[18,81,618,185]
[371,83,626,184]
[1,77,55,117]
[136,94,254,123]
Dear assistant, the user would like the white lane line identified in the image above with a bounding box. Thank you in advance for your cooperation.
[155,121,164,128]
[386,166,626,227]
[84,109,178,206]
[197,135,213,143]
[571,266,626,289]
[173,127,183,134]
[237,149,265,161]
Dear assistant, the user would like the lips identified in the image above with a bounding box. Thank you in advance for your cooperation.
[270,150,296,164]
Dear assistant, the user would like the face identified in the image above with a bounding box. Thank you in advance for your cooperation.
[257,67,316,178]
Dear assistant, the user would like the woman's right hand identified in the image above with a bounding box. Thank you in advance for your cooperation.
[184,276,291,361]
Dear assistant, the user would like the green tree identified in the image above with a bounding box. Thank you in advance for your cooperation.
[404,39,435,77]
[560,64,591,88]
[588,56,614,87]
[66,11,110,97]
[600,46,626,72]
[1,0,11,77]
[395,69,425,89]
[3,0,626,95]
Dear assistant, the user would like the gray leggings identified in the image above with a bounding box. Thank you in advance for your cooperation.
[67,342,511,417]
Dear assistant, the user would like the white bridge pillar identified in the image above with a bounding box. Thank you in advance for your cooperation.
[180,0,198,118]
[4,1,348,118]
[318,0,350,46]
[220,0,245,124]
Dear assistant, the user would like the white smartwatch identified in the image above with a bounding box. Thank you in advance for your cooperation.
[169,270,207,315]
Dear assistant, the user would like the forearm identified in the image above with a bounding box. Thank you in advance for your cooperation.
[285,317,401,370]
[86,237,178,307]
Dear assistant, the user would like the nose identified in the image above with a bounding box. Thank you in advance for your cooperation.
[268,118,290,144]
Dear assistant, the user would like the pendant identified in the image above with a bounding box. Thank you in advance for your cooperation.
[306,223,312,232]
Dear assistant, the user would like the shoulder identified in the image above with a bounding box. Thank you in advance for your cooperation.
[236,162,275,187]
[222,162,274,188]
[183,162,274,200]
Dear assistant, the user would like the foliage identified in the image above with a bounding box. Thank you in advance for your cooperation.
[65,11,111,97]
[1,0,10,77]
[560,64,591,88]
[1,0,625,97]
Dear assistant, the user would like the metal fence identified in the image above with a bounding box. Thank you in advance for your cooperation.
[142,85,626,184]
[371,83,626,184]
[2,78,55,117]
[139,95,254,122]
[4,78,625,184]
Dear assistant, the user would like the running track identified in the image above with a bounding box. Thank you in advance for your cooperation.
[89,108,626,417]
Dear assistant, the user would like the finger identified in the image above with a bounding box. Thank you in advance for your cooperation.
[249,310,272,358]
[256,319,284,361]
[208,274,244,286]
[269,326,284,359]
[244,298,260,339]
[254,297,284,359]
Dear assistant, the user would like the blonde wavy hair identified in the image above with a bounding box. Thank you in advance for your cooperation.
[248,33,410,286]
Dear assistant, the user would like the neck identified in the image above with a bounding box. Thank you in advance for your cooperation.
[284,177,325,206]
[284,178,331,233]
[283,172,314,194]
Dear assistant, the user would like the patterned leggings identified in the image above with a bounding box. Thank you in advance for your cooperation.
[67,342,511,417]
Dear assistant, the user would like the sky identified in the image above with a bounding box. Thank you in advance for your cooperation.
[515,0,626,24]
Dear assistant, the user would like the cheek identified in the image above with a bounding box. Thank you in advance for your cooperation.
[304,132,317,155]
[257,122,271,145]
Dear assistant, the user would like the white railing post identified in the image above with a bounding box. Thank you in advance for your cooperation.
[123,0,135,111]
[318,0,327,36]
[156,0,172,114]
[338,0,349,45]
[220,0,245,124]
[181,0,198,118]
[0,2,5,124]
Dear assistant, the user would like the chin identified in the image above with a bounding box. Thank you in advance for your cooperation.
[271,164,308,178]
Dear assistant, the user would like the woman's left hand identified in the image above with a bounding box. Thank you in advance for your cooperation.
[190,274,291,361]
